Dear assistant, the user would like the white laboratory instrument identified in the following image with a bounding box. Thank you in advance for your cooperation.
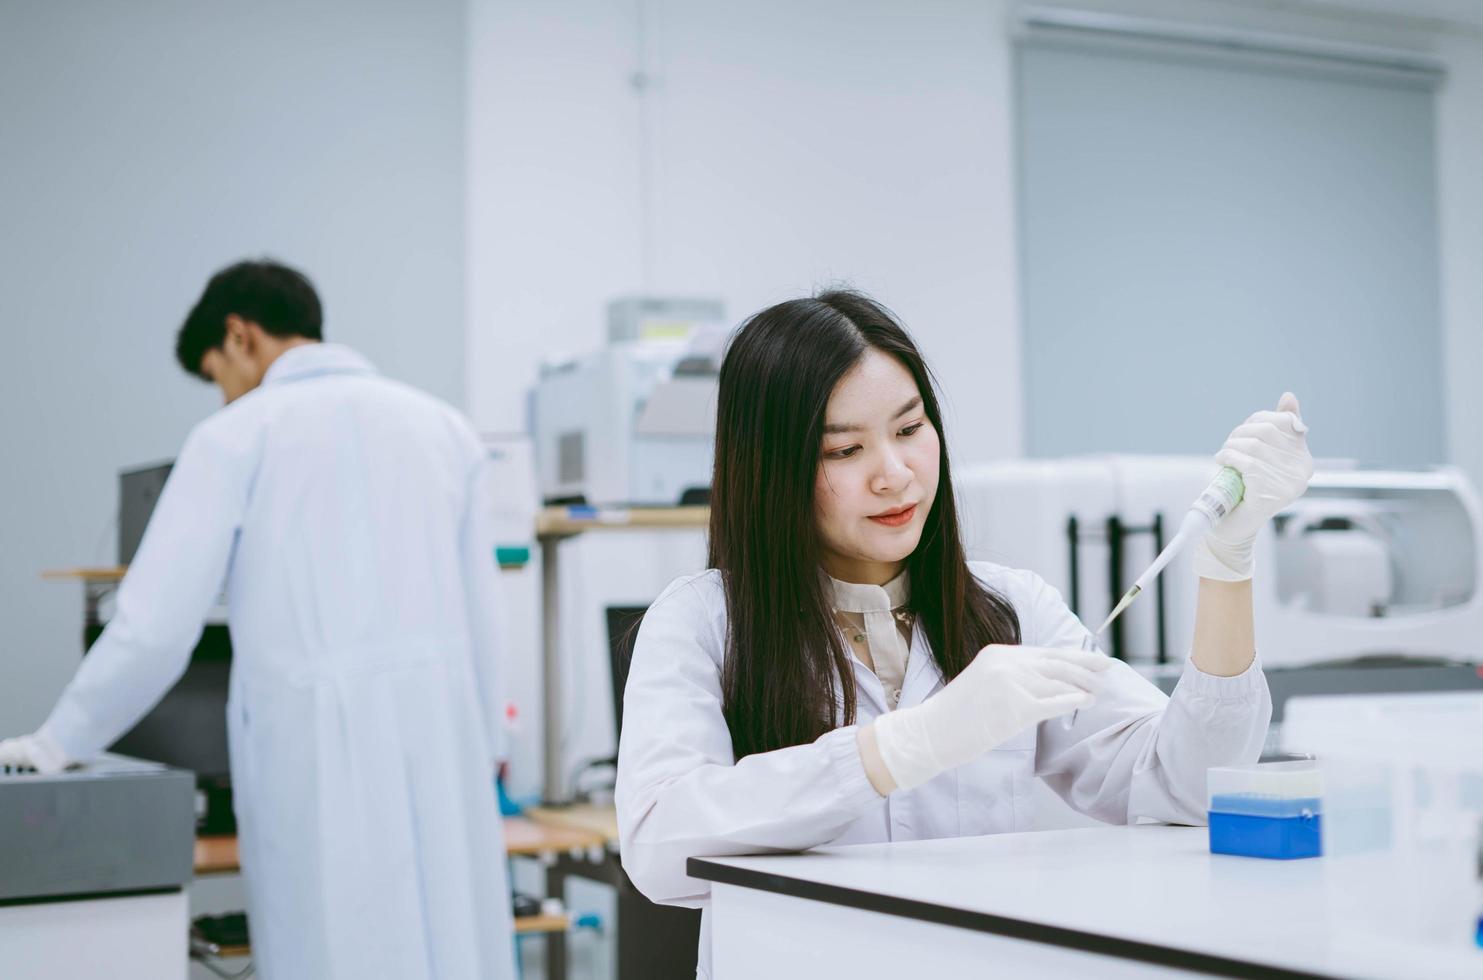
[0,755,194,980]
[1263,467,1483,667]
[530,297,726,507]
[958,458,1483,668]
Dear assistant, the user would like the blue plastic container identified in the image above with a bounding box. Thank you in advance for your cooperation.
[1206,761,1325,860]
[1208,797,1322,860]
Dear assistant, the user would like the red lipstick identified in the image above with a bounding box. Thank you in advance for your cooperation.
[869,504,917,528]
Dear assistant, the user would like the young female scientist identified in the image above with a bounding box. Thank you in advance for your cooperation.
[615,290,1312,974]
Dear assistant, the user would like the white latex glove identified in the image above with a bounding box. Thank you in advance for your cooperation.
[871,645,1112,792]
[0,730,70,774]
[1195,392,1315,582]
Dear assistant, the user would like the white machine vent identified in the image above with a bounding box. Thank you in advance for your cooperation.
[558,431,584,485]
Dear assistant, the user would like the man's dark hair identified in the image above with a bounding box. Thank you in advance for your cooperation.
[175,259,324,378]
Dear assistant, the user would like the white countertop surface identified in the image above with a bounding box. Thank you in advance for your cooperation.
[694,826,1483,980]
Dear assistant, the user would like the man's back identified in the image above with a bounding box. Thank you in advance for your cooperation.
[41,343,516,980]
[210,345,484,685]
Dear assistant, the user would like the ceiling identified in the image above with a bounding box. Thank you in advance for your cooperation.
[1245,0,1483,31]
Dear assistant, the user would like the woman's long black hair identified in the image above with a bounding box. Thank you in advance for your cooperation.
[710,289,1021,760]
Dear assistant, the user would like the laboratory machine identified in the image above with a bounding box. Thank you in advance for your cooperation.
[957,458,1483,669]
[530,297,726,506]
[0,755,195,979]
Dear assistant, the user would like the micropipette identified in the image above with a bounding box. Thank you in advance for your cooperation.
[1096,466,1247,636]
[1062,467,1247,732]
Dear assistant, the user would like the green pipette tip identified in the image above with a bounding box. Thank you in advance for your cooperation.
[1098,584,1142,636]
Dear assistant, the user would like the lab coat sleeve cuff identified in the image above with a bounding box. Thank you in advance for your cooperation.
[1179,654,1266,699]
[38,712,88,764]
[824,725,887,809]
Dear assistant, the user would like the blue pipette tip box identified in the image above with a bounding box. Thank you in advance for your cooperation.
[1207,762,1323,860]
[1208,805,1321,859]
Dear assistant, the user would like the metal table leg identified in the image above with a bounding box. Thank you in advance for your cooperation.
[544,858,568,980]
[541,536,565,805]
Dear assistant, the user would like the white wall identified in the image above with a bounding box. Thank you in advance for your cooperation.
[467,0,1483,480]
[466,0,1027,466]
[465,0,645,433]
[0,0,468,732]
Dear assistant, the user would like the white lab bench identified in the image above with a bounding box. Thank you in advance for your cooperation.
[689,825,1483,979]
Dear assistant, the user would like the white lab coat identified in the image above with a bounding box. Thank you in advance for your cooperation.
[616,563,1272,977]
[41,345,515,980]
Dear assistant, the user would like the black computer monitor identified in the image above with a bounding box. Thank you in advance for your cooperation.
[605,605,649,739]
[85,623,235,832]
[119,461,173,566]
[100,460,235,831]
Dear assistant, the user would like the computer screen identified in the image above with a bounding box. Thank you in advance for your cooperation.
[104,460,235,830]
[119,461,172,566]
[605,605,649,739]
[88,622,232,783]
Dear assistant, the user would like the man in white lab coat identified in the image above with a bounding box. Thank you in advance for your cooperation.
[0,260,516,980]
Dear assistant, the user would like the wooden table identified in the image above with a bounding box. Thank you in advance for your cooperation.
[192,834,241,876]
[521,803,700,980]
[524,802,621,841]
[41,567,128,635]
[505,814,610,856]
[193,817,611,877]
[191,815,613,974]
[44,552,527,633]
[192,812,608,877]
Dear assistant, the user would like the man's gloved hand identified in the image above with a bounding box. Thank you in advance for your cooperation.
[1196,392,1315,582]
[0,730,70,774]
[870,644,1111,792]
